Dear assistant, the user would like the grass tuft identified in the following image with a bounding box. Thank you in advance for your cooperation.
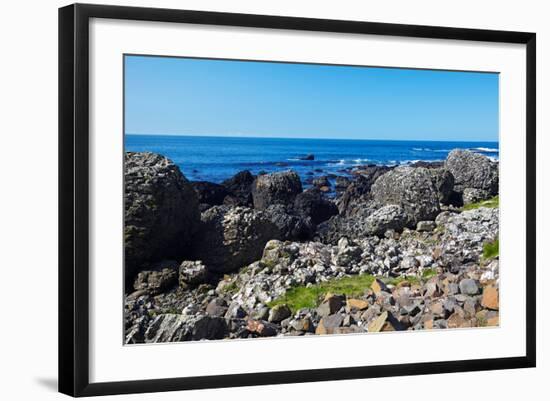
[268,274,420,313]
[482,238,499,259]
[462,195,499,211]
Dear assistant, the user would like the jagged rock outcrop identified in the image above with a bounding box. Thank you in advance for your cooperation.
[124,152,200,286]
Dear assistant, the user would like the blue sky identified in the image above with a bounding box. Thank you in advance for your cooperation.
[124,55,499,142]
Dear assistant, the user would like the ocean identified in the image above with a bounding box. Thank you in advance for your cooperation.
[125,134,499,185]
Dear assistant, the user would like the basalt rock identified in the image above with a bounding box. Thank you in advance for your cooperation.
[371,166,442,226]
[445,149,498,195]
[252,170,303,210]
[293,188,338,226]
[191,181,229,206]
[193,205,280,273]
[222,170,255,206]
[124,152,200,287]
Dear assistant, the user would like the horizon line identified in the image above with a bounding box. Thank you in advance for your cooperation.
[124,132,499,143]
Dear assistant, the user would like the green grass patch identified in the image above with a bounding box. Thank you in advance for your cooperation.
[482,238,499,259]
[462,195,499,211]
[421,268,438,280]
[268,274,422,313]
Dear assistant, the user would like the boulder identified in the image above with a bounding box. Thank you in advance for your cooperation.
[293,188,338,225]
[299,154,315,161]
[133,267,178,294]
[221,170,255,206]
[264,204,314,241]
[124,152,200,287]
[191,181,229,206]
[194,206,280,273]
[364,205,408,236]
[371,166,442,226]
[179,260,208,287]
[252,170,303,210]
[445,149,498,195]
[268,304,291,323]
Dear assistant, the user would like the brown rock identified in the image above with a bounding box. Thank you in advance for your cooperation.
[367,311,388,332]
[447,312,472,329]
[481,285,499,310]
[347,298,369,311]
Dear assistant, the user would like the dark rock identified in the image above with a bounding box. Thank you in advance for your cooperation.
[299,154,315,161]
[264,204,314,241]
[371,166,442,226]
[222,170,255,206]
[133,267,178,294]
[293,188,338,225]
[205,298,228,317]
[194,206,280,273]
[429,168,455,204]
[179,260,208,287]
[124,152,200,287]
[317,294,345,318]
[191,315,227,340]
[268,304,291,323]
[252,170,303,209]
[191,181,229,206]
[445,149,498,195]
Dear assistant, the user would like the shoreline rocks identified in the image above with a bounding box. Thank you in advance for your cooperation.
[124,149,500,342]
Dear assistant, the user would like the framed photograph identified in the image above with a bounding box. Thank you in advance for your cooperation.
[59,3,536,397]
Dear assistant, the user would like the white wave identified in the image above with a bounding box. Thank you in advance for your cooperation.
[472,147,499,152]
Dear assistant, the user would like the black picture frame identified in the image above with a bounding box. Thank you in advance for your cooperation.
[59,3,536,397]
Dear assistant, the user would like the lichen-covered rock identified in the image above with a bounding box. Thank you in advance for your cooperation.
[463,188,491,205]
[371,166,442,226]
[364,205,408,236]
[124,152,200,286]
[445,149,498,195]
[293,188,338,225]
[252,170,303,210]
[194,206,280,273]
[222,170,255,206]
[144,314,227,342]
[338,167,391,216]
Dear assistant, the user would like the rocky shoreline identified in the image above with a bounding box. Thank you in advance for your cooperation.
[124,149,500,343]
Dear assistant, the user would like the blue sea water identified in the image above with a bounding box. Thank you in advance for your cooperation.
[125,134,499,185]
